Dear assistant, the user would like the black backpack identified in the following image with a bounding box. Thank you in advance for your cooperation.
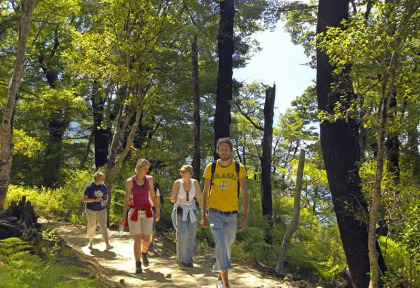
[154,182,163,204]
[210,160,241,198]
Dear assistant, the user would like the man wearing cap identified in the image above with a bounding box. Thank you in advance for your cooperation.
[201,138,249,288]
[170,164,203,267]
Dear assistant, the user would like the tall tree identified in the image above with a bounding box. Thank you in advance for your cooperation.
[214,0,234,147]
[261,85,275,218]
[191,33,201,180]
[316,0,377,286]
[0,0,37,210]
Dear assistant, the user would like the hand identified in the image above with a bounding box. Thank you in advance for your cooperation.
[119,217,125,226]
[95,197,102,202]
[239,215,247,232]
[171,194,178,203]
[201,214,208,228]
[156,211,160,222]
[102,199,108,205]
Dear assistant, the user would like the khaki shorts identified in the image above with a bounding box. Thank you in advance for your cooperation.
[86,208,109,238]
[127,208,154,235]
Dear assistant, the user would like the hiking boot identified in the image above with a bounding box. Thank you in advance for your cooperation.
[135,261,142,273]
[105,244,113,251]
[141,252,149,267]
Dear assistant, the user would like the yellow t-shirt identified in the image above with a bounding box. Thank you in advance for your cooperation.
[203,160,247,212]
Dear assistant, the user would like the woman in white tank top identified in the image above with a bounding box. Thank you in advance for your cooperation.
[170,165,202,267]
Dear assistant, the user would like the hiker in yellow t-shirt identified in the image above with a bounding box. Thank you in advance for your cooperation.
[201,138,249,288]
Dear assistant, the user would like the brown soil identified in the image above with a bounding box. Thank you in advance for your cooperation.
[41,221,297,288]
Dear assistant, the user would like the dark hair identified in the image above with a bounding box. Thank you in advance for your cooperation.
[216,137,233,151]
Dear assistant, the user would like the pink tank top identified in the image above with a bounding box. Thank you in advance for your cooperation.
[132,176,150,206]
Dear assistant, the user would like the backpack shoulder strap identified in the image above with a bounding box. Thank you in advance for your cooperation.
[235,160,240,198]
[210,160,217,190]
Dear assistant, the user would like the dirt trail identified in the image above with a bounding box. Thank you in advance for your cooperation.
[42,221,292,288]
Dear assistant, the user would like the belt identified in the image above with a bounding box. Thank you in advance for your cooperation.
[209,208,237,215]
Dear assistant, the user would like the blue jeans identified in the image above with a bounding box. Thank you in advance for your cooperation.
[172,209,198,265]
[208,210,238,271]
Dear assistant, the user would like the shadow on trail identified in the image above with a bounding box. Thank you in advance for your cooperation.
[90,249,117,260]
[42,221,288,288]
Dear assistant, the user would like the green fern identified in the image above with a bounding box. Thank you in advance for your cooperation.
[0,238,103,287]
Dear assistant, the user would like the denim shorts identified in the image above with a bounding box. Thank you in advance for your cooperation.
[208,209,238,271]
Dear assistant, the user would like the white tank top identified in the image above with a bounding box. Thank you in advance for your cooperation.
[176,179,196,207]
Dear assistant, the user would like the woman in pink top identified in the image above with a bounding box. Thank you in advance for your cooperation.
[120,159,160,273]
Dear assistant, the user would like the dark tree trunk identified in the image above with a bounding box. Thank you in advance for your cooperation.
[214,0,234,149]
[385,95,400,182]
[43,114,69,187]
[316,0,386,286]
[261,85,275,217]
[39,33,69,188]
[191,34,201,181]
[92,81,111,169]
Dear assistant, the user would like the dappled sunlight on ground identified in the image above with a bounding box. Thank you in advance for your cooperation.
[42,221,291,287]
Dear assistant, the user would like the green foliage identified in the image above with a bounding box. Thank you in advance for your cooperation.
[5,170,94,223]
[379,236,420,287]
[0,237,103,288]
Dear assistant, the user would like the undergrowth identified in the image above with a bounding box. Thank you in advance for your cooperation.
[0,230,106,288]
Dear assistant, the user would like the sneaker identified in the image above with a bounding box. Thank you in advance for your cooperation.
[105,244,113,250]
[88,242,93,249]
[142,253,149,267]
[135,261,142,273]
[216,280,223,288]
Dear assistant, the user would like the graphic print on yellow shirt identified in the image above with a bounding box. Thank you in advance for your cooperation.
[203,160,246,212]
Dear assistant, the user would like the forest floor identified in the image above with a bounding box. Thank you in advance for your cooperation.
[41,220,307,288]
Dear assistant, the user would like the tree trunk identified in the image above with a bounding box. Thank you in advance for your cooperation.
[275,149,305,275]
[261,85,276,244]
[39,33,69,188]
[214,0,234,149]
[368,51,397,288]
[191,33,201,181]
[43,113,69,188]
[385,95,400,183]
[316,1,385,286]
[0,0,37,211]
[105,99,144,214]
[79,128,94,170]
[92,81,111,169]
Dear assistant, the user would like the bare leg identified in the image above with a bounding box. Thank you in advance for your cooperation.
[134,234,143,261]
[141,234,151,253]
[221,270,229,287]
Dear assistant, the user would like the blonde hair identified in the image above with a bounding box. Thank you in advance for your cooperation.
[135,159,150,173]
[93,171,104,181]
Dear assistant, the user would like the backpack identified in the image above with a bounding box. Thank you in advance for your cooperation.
[154,182,163,204]
[210,160,241,198]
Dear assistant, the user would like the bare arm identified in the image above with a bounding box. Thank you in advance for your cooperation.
[194,179,203,209]
[148,176,160,221]
[170,180,180,203]
[201,178,211,228]
[82,194,102,203]
[120,178,133,225]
